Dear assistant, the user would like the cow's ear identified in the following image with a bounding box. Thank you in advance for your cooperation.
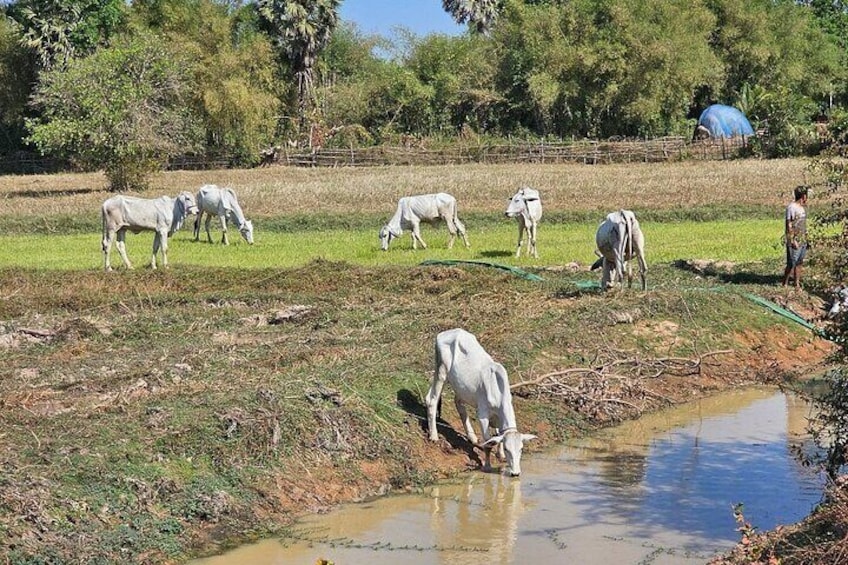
[482,434,504,448]
[521,433,537,442]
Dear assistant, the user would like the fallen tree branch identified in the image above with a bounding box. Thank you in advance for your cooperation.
[510,348,734,423]
[18,328,56,339]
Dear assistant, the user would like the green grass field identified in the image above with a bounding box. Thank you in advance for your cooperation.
[0,219,785,271]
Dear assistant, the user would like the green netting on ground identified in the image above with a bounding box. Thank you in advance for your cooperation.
[420,259,545,282]
[421,260,841,343]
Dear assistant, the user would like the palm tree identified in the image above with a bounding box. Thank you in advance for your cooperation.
[256,0,340,131]
[442,0,501,35]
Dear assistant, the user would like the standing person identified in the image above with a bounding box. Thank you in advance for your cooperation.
[783,185,809,288]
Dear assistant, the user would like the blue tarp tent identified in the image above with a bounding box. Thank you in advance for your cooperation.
[696,104,755,138]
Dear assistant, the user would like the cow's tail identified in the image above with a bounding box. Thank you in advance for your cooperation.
[101,204,109,251]
[622,210,633,262]
[450,198,466,235]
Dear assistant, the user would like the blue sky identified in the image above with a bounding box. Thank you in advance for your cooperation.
[339,0,464,38]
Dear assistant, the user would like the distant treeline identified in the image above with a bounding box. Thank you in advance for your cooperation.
[0,1,847,188]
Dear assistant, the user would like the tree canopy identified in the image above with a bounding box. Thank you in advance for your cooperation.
[0,0,845,174]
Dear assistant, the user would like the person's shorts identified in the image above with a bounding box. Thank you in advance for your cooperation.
[786,243,807,268]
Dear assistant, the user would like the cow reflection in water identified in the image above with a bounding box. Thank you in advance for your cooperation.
[429,474,525,564]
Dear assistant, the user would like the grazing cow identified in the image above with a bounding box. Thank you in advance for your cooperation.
[193,184,254,245]
[379,192,470,251]
[426,328,536,477]
[591,209,647,291]
[504,186,542,258]
[101,192,198,271]
[828,285,848,319]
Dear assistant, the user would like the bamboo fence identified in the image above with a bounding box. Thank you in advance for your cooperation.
[0,136,752,175]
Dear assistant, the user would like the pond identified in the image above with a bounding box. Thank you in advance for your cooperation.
[194,387,825,565]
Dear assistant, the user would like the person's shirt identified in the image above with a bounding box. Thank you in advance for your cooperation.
[786,200,807,245]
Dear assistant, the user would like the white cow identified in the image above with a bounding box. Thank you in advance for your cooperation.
[193,184,254,245]
[504,186,542,258]
[592,209,647,291]
[379,192,470,251]
[101,192,198,271]
[828,285,848,319]
[426,328,536,477]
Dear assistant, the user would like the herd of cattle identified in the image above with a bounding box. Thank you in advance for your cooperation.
[99,184,649,475]
[101,184,255,271]
[101,184,648,292]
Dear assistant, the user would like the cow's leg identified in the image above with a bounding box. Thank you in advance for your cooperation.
[477,414,493,470]
[193,212,201,241]
[454,397,478,445]
[529,222,538,258]
[637,248,648,291]
[425,366,447,442]
[601,259,612,290]
[219,213,229,245]
[151,232,161,269]
[115,230,132,270]
[411,220,426,249]
[613,247,625,289]
[444,216,457,249]
[514,221,524,258]
[103,230,115,271]
[160,232,169,268]
[454,217,470,248]
[204,214,214,243]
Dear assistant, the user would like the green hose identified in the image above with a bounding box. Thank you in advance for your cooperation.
[419,259,545,282]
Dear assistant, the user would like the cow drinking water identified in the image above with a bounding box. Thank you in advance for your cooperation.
[426,328,536,476]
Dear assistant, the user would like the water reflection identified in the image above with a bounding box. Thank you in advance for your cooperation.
[194,388,824,565]
[428,474,525,565]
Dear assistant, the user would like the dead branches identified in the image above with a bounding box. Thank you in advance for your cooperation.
[511,349,732,423]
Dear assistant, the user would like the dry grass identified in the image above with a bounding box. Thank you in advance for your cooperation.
[0,158,809,219]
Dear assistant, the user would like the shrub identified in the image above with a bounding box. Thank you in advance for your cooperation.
[26,33,203,191]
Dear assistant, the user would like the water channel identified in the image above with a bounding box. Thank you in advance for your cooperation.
[194,387,826,565]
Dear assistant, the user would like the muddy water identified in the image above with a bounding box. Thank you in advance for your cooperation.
[194,388,824,565]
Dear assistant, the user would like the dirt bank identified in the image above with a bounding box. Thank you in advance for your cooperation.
[0,263,837,563]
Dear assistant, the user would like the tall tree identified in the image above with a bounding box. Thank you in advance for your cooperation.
[131,0,281,165]
[0,17,37,153]
[256,0,340,131]
[5,0,125,70]
[442,0,501,34]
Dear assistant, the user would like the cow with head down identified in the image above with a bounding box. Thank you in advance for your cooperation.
[379,192,470,251]
[591,209,647,291]
[504,186,542,258]
[426,328,536,477]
